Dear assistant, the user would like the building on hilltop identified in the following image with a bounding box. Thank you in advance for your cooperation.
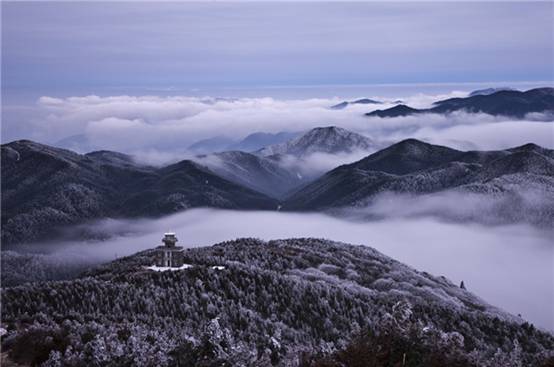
[155,232,185,267]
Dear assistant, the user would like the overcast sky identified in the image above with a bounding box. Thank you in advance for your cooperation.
[2,2,553,145]
[2,1,553,101]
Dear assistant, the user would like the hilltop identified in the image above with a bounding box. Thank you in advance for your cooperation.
[2,238,552,366]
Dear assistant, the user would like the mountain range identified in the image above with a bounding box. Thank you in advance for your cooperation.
[284,139,554,225]
[191,126,376,198]
[1,141,277,245]
[3,127,553,244]
[188,131,299,154]
[192,151,304,198]
[2,238,552,366]
[366,87,554,118]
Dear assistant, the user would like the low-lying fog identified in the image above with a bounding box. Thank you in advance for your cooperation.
[22,209,554,332]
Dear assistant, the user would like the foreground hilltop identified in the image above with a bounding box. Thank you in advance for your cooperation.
[2,238,552,366]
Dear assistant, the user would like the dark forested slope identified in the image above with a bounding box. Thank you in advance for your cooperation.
[284,140,554,227]
[366,87,554,118]
[1,140,277,244]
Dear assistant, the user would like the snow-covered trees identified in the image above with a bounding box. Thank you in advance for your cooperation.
[2,238,553,366]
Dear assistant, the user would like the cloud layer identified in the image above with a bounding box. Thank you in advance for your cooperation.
[4,92,553,164]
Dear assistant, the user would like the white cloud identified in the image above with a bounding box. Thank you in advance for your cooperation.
[277,149,379,178]
[6,92,553,158]
[347,190,554,227]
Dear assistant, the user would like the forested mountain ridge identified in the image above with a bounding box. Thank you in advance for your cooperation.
[1,238,552,366]
[284,140,554,227]
[1,140,277,245]
[192,150,305,199]
[366,87,554,118]
[3,137,553,245]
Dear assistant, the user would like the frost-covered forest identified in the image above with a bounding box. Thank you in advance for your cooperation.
[2,238,552,366]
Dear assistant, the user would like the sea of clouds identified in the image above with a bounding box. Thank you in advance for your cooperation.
[4,91,552,167]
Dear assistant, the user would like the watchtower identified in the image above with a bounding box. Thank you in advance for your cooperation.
[155,232,185,267]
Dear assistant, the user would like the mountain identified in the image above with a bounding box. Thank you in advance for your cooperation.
[430,87,554,117]
[365,87,554,118]
[2,238,551,366]
[226,131,299,152]
[187,136,236,154]
[196,127,376,190]
[193,151,305,198]
[331,98,382,109]
[283,140,554,225]
[1,140,277,245]
[330,101,349,109]
[256,126,376,157]
[366,104,420,118]
[469,87,516,97]
[339,138,463,175]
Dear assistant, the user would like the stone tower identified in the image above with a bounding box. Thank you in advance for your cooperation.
[155,232,185,267]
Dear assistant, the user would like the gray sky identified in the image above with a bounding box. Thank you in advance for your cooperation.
[2,1,553,145]
[2,1,553,101]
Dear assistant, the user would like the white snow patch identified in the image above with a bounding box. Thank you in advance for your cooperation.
[146,264,193,272]
[145,264,225,272]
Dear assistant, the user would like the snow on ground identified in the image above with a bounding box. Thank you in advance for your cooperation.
[145,264,225,272]
[146,264,193,272]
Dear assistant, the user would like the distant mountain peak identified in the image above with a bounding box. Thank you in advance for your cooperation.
[305,126,347,135]
[386,138,436,153]
[508,142,543,152]
[352,98,381,104]
[256,126,375,157]
[330,101,349,110]
[331,98,382,109]
[468,87,516,97]
[351,138,461,174]
[365,104,420,118]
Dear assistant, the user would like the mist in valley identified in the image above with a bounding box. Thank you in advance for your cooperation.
[14,204,553,332]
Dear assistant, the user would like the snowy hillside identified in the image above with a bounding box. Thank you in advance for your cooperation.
[193,151,305,199]
[284,140,554,226]
[2,238,552,366]
[256,126,376,157]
